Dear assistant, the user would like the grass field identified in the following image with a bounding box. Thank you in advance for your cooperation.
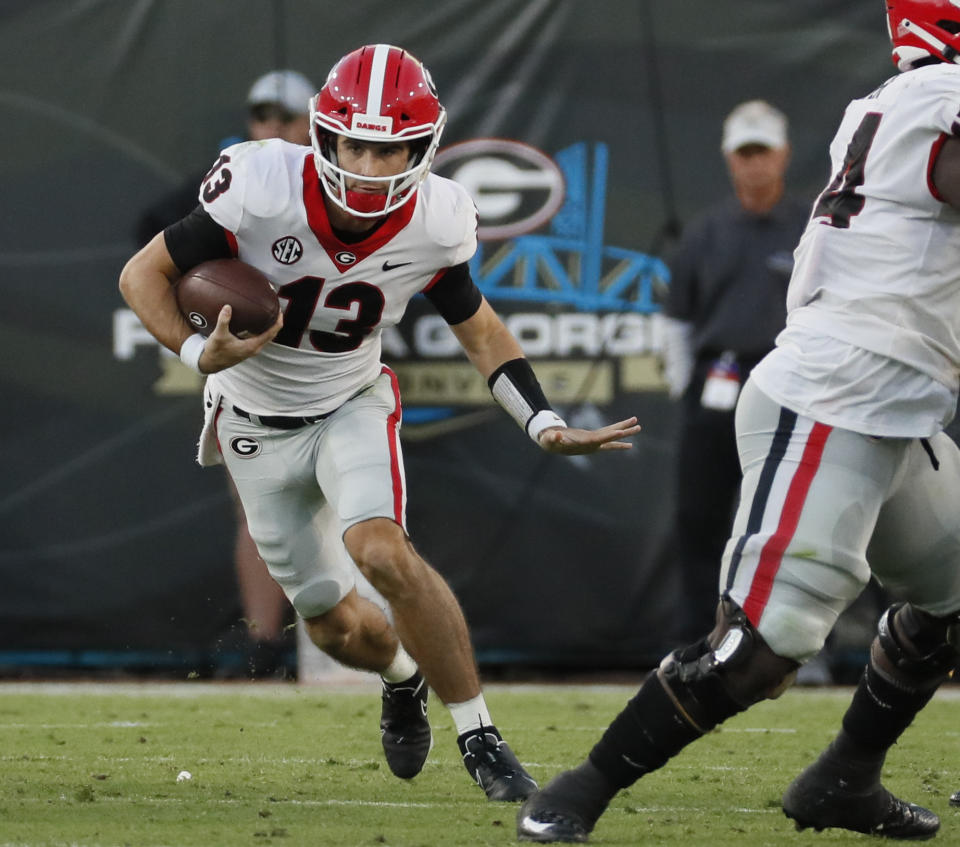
[1,680,957,846]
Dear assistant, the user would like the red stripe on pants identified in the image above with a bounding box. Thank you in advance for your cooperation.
[743,422,832,626]
[381,366,405,525]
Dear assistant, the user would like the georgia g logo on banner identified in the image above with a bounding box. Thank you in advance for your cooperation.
[433,139,565,241]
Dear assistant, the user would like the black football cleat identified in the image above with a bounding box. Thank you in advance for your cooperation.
[379,672,432,779]
[458,726,538,801]
[783,762,939,839]
[517,762,613,843]
[950,789,960,808]
[517,794,591,843]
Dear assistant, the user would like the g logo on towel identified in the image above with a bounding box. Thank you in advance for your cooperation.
[230,436,261,457]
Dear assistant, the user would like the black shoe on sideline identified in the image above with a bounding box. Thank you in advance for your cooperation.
[380,672,432,779]
[458,726,538,801]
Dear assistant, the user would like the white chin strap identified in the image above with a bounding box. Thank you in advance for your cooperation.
[318,158,423,218]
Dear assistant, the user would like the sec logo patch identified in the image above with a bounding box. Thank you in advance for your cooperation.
[272,236,303,264]
[230,436,261,457]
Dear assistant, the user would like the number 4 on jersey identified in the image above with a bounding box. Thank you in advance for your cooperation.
[813,112,882,229]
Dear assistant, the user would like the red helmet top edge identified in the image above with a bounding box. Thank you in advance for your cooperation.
[886,0,960,70]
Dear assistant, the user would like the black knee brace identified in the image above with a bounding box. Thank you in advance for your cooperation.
[659,601,798,734]
[587,601,798,790]
[875,602,960,687]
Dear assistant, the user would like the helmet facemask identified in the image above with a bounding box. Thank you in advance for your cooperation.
[310,111,446,218]
[887,0,960,70]
[309,44,447,218]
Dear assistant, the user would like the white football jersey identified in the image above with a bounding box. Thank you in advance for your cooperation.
[198,138,477,415]
[752,64,960,436]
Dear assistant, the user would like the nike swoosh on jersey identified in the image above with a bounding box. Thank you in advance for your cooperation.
[382,260,412,271]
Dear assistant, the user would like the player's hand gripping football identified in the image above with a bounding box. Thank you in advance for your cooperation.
[536,416,641,455]
[199,305,283,373]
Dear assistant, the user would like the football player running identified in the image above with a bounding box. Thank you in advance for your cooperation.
[518,1,960,841]
[119,44,639,801]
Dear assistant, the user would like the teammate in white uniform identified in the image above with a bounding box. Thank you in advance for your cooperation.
[519,2,960,840]
[119,44,639,802]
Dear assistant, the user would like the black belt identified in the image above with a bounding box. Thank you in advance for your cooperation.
[232,405,331,430]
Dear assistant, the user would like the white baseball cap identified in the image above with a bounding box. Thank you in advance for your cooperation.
[247,70,316,116]
[721,100,788,154]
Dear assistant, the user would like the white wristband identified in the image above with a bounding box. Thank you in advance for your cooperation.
[179,333,207,374]
[527,410,567,443]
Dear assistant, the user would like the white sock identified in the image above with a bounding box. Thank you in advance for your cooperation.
[447,695,493,736]
[380,645,418,684]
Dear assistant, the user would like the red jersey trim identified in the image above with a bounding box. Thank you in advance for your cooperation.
[422,268,447,292]
[224,229,239,256]
[743,422,832,626]
[214,404,225,456]
[928,132,950,202]
[301,154,416,273]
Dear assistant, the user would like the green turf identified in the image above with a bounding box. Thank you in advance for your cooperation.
[0,681,956,846]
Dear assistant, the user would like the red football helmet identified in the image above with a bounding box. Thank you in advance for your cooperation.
[886,0,960,70]
[310,44,446,217]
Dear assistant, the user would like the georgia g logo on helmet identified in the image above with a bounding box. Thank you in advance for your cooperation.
[309,44,447,218]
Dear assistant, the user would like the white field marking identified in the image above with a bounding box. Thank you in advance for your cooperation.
[0,680,909,698]
[2,751,755,773]
[0,721,155,729]
[617,806,779,815]
[0,721,285,730]
[0,681,387,696]
[6,753,444,770]
[0,681,373,696]
[717,727,797,733]
[6,792,782,816]
[0,718,797,735]
[0,679,816,696]
[10,794,459,809]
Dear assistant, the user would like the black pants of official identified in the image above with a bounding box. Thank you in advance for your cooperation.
[671,361,746,642]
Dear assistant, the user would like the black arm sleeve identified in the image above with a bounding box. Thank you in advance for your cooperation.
[163,204,234,273]
[422,262,483,325]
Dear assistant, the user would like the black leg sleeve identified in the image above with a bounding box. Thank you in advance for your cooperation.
[588,672,703,790]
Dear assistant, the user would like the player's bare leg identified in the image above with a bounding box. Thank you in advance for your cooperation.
[345,517,537,800]
[304,588,433,779]
[343,518,478,702]
[302,588,399,672]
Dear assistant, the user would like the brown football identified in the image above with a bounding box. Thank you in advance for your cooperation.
[174,259,280,337]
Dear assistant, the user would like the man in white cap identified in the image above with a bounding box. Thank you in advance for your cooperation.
[137,70,317,244]
[658,99,810,645]
[246,69,315,145]
[521,3,960,839]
